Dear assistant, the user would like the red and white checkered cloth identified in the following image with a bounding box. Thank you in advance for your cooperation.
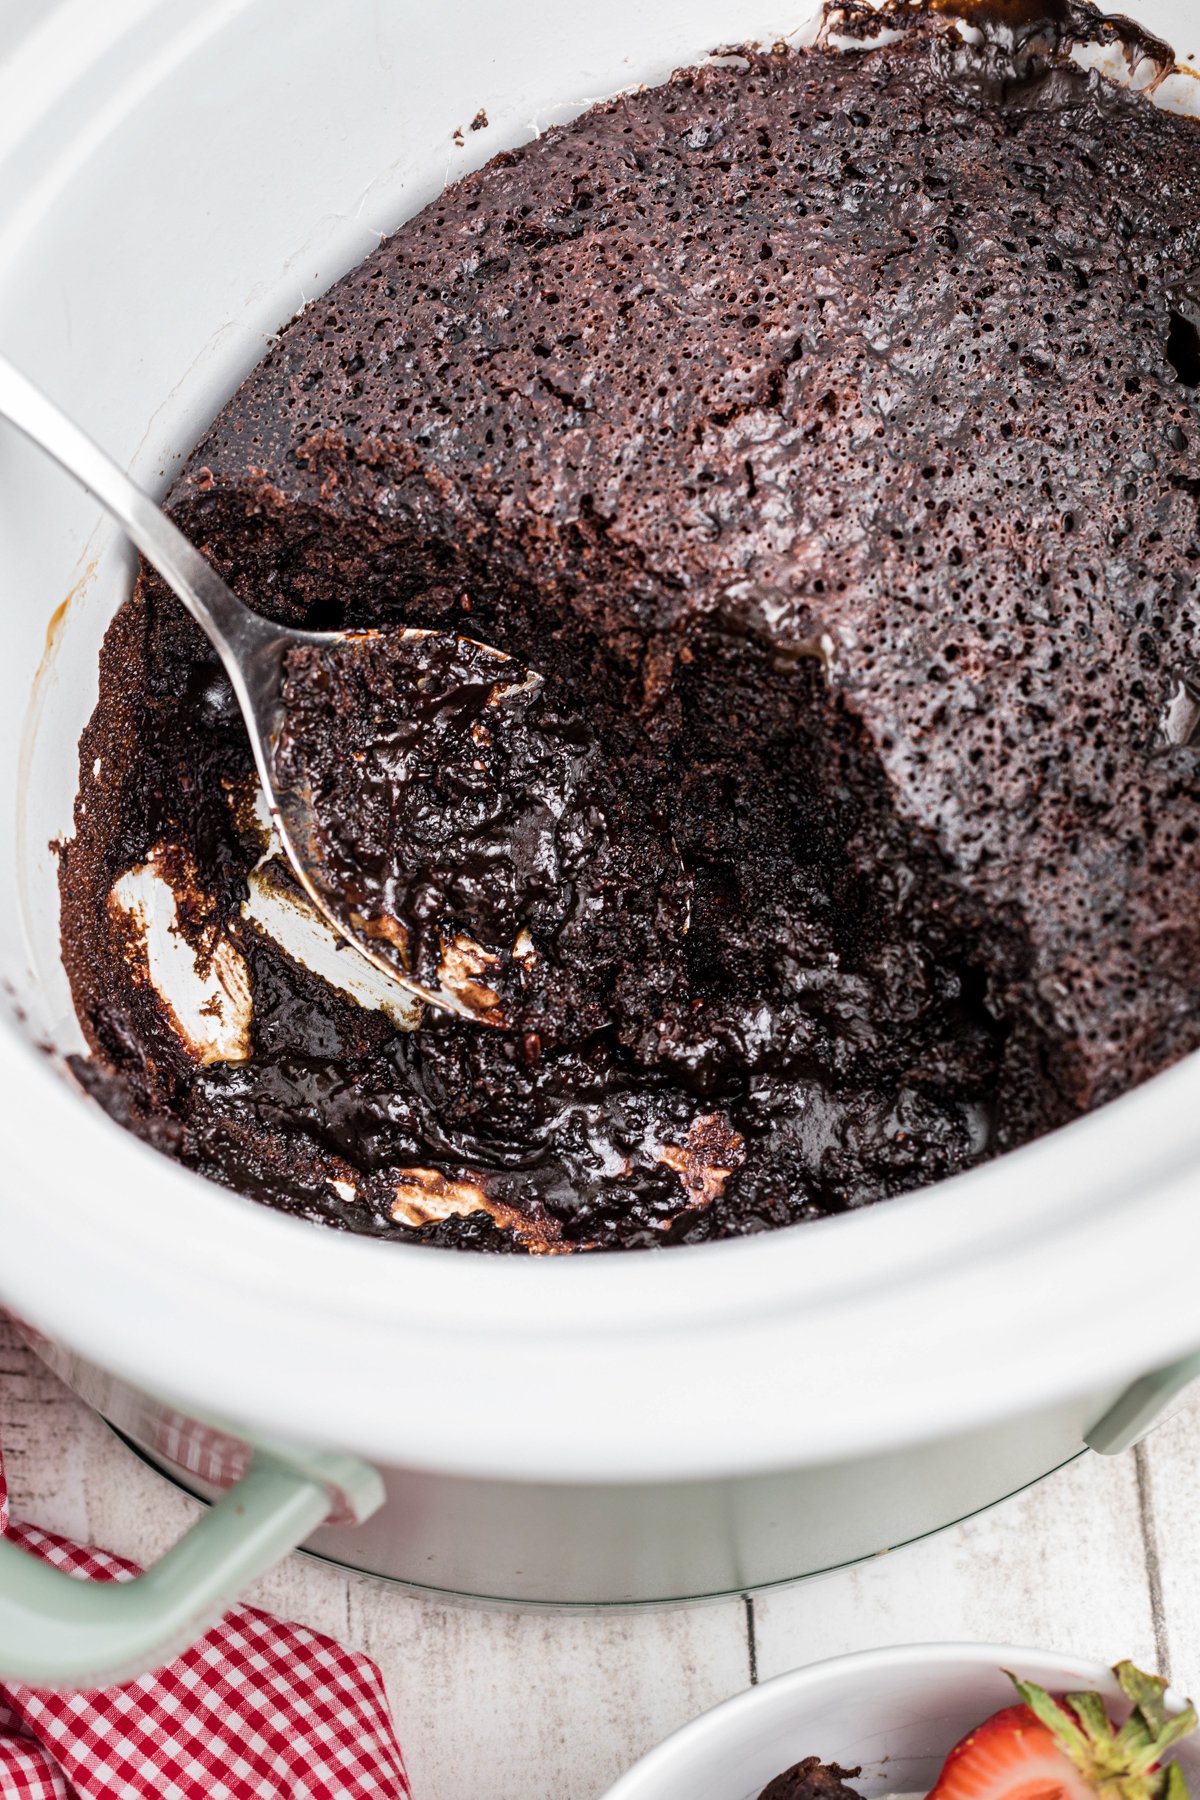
[0,1441,411,1799]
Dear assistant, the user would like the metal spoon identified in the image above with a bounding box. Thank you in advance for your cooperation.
[0,354,531,1024]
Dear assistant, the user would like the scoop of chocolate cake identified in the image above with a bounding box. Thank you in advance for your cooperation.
[758,1756,865,1800]
[57,0,1200,1251]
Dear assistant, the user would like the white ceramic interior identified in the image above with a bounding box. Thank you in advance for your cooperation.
[1,0,1200,1487]
[600,1645,1200,1800]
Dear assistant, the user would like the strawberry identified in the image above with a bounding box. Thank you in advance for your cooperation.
[926,1663,1198,1800]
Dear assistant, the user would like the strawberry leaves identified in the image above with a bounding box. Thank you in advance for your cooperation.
[1002,1665,1197,1800]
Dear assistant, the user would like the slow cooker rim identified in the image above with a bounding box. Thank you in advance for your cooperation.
[4,1010,1200,1481]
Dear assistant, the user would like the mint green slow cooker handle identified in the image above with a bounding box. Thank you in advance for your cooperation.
[1086,1349,1200,1456]
[0,1445,384,1688]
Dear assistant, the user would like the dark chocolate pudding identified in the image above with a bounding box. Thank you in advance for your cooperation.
[274,630,691,1037]
[59,0,1200,1252]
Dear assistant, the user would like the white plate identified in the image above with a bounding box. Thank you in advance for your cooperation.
[601,1644,1200,1800]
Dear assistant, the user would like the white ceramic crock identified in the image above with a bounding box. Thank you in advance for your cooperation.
[599,1645,1200,1800]
[2,0,1200,1675]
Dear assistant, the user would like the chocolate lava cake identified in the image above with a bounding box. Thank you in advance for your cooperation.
[58,0,1200,1253]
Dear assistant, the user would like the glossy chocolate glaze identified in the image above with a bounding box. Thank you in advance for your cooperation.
[275,630,691,1039]
[58,1,1200,1252]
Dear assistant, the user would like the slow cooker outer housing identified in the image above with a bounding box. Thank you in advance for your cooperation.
[1,0,1200,1601]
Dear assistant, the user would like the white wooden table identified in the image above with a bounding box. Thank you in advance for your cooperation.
[4,1318,1200,1799]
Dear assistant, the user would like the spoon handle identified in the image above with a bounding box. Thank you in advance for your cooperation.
[0,354,272,672]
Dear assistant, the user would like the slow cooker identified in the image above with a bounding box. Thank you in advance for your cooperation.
[2,0,1200,1688]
